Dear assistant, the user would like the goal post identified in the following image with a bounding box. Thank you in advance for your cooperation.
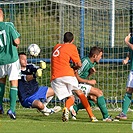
[0,0,133,111]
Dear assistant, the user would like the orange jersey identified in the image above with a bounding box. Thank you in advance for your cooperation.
[51,43,81,80]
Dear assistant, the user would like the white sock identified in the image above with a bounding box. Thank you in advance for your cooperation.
[41,106,52,113]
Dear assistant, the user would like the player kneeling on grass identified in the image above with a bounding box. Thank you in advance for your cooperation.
[70,46,115,122]
[18,52,61,115]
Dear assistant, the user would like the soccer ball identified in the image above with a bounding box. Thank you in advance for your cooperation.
[28,44,40,57]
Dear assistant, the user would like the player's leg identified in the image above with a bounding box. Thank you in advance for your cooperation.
[7,60,21,119]
[51,77,77,122]
[75,89,98,122]
[116,71,133,120]
[43,87,61,114]
[116,87,133,119]
[10,80,18,113]
[0,77,6,114]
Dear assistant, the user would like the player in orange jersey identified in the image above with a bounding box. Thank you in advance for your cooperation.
[51,32,98,122]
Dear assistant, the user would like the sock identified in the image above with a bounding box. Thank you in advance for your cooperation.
[9,87,18,112]
[78,93,94,118]
[44,96,54,106]
[0,83,5,105]
[122,93,132,115]
[97,96,108,119]
[65,97,75,110]
[41,106,52,113]
[73,103,84,113]
[88,100,96,107]
[73,99,95,113]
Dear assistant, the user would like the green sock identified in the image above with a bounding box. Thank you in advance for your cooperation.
[88,100,95,107]
[122,93,132,115]
[0,83,5,105]
[9,87,18,112]
[73,99,95,113]
[73,102,84,113]
[97,96,108,119]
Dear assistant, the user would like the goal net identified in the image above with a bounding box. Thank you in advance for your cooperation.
[0,0,132,111]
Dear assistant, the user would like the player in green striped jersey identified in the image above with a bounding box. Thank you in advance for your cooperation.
[70,46,113,121]
[116,34,133,120]
[0,8,21,119]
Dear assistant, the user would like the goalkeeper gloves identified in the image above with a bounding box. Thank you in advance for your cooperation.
[40,60,46,69]
[36,68,43,77]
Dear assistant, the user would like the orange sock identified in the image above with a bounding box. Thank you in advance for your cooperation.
[65,97,75,110]
[78,93,94,118]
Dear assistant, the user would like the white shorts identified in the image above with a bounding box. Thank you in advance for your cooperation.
[51,76,79,100]
[126,70,133,88]
[0,59,21,81]
[78,83,92,97]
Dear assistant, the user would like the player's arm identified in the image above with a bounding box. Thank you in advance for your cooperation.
[72,62,82,70]
[125,33,133,50]
[88,67,96,77]
[14,38,20,47]
[122,52,130,65]
[75,70,96,85]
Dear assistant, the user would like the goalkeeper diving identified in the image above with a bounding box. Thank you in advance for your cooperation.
[18,52,61,115]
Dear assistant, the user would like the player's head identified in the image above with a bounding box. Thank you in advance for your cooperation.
[63,32,74,43]
[89,46,103,63]
[0,8,4,21]
[18,52,27,67]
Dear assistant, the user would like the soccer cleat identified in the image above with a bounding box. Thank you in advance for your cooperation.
[52,106,61,113]
[44,109,55,116]
[103,116,113,122]
[7,109,16,120]
[91,116,98,122]
[69,106,77,120]
[62,107,69,122]
[0,105,4,114]
[115,112,127,120]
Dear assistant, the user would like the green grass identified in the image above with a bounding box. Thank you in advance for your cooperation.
[0,108,133,133]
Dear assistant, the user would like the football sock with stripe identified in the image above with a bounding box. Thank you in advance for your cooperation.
[122,93,132,115]
[97,96,108,119]
[10,87,18,112]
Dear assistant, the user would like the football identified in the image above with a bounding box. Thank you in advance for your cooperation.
[28,44,41,57]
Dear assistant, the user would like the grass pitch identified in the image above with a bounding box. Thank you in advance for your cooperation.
[0,108,133,133]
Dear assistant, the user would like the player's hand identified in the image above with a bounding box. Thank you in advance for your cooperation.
[36,68,43,77]
[122,59,128,65]
[87,79,96,85]
[40,60,46,69]
[125,33,131,43]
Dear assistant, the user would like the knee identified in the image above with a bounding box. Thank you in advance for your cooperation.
[32,100,44,110]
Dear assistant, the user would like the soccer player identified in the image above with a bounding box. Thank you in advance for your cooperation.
[51,32,98,122]
[0,8,21,119]
[115,34,133,120]
[69,46,113,121]
[18,52,61,115]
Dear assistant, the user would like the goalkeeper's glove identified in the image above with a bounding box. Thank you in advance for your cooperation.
[40,60,46,69]
[36,68,43,77]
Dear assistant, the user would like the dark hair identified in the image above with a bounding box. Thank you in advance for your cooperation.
[63,32,74,43]
[89,46,103,57]
[18,52,27,56]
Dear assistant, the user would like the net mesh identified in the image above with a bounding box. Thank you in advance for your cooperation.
[0,0,133,111]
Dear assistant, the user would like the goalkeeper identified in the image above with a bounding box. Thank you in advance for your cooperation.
[70,46,113,122]
[18,52,61,115]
